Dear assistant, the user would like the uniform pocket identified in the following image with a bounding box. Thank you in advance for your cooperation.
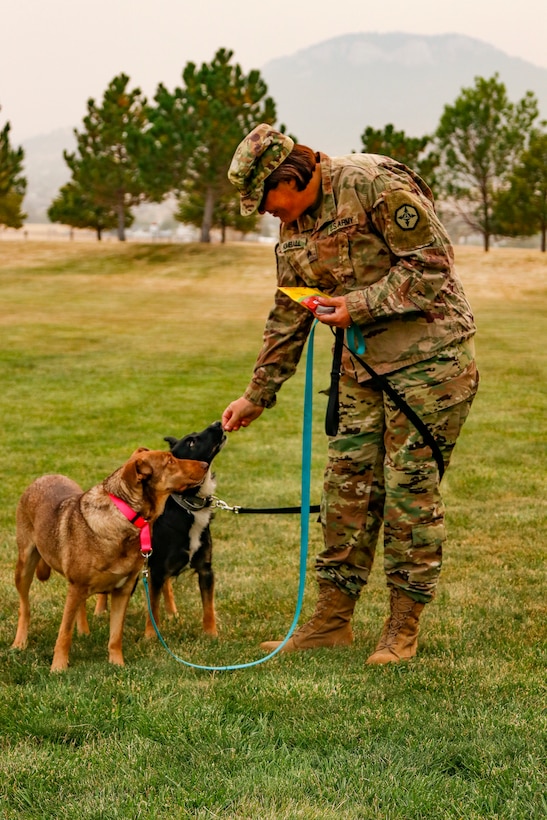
[390,344,479,416]
[403,361,479,416]
[412,520,446,549]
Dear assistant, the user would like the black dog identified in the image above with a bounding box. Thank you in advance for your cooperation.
[95,421,226,638]
[145,420,226,638]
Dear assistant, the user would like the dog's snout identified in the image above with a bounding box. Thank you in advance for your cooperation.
[183,459,209,479]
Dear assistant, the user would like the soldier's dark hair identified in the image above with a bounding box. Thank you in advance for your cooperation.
[260,144,318,208]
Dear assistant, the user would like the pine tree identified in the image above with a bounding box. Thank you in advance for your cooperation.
[63,74,149,241]
[146,49,277,242]
[493,129,547,252]
[435,74,538,251]
[0,114,27,229]
[47,181,121,240]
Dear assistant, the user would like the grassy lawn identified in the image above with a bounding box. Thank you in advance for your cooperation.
[0,240,545,819]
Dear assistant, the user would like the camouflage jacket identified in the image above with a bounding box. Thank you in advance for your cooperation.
[244,153,476,408]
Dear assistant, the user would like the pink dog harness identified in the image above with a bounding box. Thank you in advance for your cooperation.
[108,493,152,555]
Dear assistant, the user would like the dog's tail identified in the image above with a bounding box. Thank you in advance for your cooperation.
[35,558,52,582]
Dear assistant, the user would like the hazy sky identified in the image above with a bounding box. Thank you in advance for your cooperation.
[2,0,546,141]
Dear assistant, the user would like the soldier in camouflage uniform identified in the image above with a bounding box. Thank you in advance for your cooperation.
[222,124,479,664]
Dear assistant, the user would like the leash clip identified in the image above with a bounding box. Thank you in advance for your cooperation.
[211,496,241,514]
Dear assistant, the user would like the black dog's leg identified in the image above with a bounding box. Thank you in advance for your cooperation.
[162,578,178,618]
[193,528,217,637]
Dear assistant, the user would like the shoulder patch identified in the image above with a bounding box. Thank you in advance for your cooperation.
[383,190,434,252]
[395,203,419,231]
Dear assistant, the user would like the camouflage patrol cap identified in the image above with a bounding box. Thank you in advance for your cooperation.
[228,123,294,216]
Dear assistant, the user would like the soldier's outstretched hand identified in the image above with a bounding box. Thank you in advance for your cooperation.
[222,397,264,432]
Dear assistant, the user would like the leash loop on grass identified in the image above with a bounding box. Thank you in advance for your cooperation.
[141,320,320,672]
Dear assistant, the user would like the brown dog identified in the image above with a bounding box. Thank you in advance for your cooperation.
[11,448,207,672]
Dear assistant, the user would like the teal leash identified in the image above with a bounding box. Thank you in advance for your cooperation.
[140,320,320,671]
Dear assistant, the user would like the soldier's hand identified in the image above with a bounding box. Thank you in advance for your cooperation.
[222,397,264,432]
[314,296,352,328]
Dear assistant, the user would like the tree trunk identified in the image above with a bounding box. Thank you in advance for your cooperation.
[483,198,490,252]
[117,199,126,242]
[200,187,215,243]
[97,227,103,241]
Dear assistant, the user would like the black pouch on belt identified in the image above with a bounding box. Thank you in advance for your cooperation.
[325,327,344,436]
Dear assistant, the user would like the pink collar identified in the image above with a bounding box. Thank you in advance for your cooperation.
[108,493,152,555]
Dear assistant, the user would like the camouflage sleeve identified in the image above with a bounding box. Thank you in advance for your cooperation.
[244,251,315,408]
[345,178,454,326]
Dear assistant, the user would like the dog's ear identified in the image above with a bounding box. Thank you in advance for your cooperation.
[133,453,155,482]
[130,446,150,456]
[164,436,178,450]
[122,449,154,485]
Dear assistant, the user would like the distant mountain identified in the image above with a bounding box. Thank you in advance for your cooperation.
[18,32,547,223]
[261,32,547,154]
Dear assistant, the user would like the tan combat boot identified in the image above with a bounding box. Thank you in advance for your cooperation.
[366,587,425,665]
[260,581,356,652]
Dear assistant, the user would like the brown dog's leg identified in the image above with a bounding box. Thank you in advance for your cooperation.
[94,593,109,616]
[198,569,218,637]
[51,585,87,672]
[108,586,134,665]
[76,601,90,635]
[11,548,41,651]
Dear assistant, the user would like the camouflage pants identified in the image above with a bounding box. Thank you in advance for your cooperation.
[317,340,479,603]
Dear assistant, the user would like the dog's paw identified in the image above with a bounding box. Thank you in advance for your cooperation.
[203,621,219,638]
[108,654,125,666]
[50,659,69,673]
[10,639,28,651]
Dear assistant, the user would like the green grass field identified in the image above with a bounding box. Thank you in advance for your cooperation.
[0,240,545,819]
